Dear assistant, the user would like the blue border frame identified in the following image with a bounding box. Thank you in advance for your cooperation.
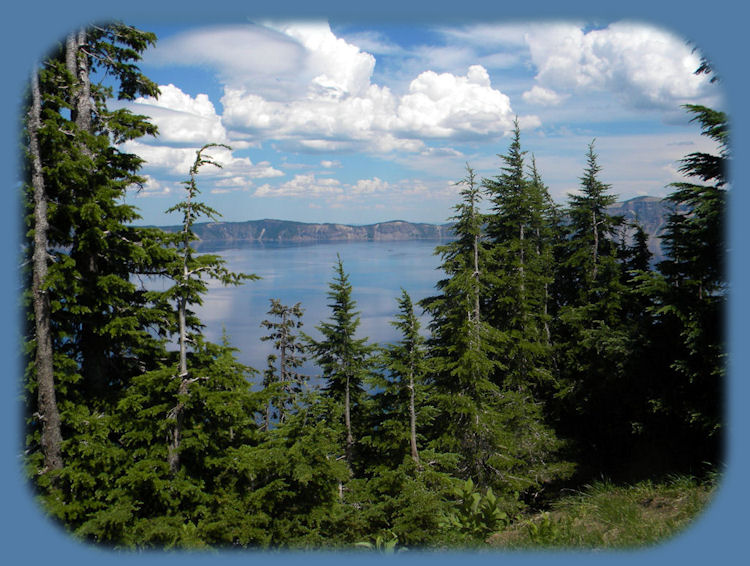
[2,2,746,564]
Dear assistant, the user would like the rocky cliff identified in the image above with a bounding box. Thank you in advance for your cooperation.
[178,218,454,243]
[158,196,672,259]
[607,196,672,261]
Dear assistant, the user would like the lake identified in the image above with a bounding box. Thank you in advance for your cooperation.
[191,239,447,377]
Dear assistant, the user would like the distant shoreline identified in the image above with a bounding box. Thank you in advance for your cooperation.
[144,195,668,257]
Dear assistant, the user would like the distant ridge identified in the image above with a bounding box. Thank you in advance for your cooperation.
[606,196,671,260]
[157,196,671,259]
[162,218,453,243]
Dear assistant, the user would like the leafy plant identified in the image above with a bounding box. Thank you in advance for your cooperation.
[439,478,509,541]
[355,532,405,553]
[525,512,563,545]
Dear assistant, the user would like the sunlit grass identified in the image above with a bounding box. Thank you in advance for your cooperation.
[489,474,717,550]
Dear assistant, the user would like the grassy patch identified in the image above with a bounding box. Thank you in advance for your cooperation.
[488,475,717,550]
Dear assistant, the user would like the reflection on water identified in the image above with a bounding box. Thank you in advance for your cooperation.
[193,239,446,378]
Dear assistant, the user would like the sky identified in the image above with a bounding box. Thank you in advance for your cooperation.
[114,19,725,226]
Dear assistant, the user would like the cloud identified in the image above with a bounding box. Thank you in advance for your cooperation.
[338,30,404,56]
[130,84,228,145]
[222,63,519,149]
[265,21,376,99]
[131,175,177,197]
[120,140,284,196]
[350,177,389,195]
[395,65,514,138]
[144,24,309,100]
[524,22,713,110]
[522,85,568,107]
[254,173,343,198]
[436,22,535,49]
[252,173,442,202]
[145,23,520,152]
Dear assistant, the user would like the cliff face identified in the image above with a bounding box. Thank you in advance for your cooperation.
[181,219,453,243]
[607,196,672,261]
[158,197,672,259]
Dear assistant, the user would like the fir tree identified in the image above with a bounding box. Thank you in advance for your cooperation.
[482,120,554,391]
[260,299,307,426]
[163,143,257,474]
[306,256,374,469]
[423,163,569,494]
[369,289,428,467]
[634,104,728,469]
[553,141,633,474]
[21,22,175,498]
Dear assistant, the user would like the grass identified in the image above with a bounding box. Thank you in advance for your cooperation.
[488,475,717,550]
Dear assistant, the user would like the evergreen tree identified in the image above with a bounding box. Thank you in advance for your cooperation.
[634,104,728,469]
[21,22,176,496]
[369,289,429,468]
[260,299,307,427]
[482,120,553,391]
[553,141,632,474]
[306,256,374,470]
[423,164,569,494]
[421,164,501,485]
[83,333,262,548]
[163,144,257,474]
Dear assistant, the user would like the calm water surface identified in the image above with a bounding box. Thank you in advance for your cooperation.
[192,239,447,376]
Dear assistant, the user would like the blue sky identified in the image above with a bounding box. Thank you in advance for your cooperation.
[116,19,724,226]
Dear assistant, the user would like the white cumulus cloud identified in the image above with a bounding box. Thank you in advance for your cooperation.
[128,84,228,146]
[266,21,376,99]
[395,65,515,138]
[522,85,568,107]
[524,22,712,110]
[254,173,343,198]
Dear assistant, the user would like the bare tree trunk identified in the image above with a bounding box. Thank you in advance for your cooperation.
[169,157,195,474]
[67,29,106,392]
[67,29,92,133]
[344,374,353,465]
[408,346,420,466]
[592,209,599,281]
[279,311,288,423]
[29,68,63,474]
[473,222,481,324]
[167,377,190,474]
[519,222,525,309]
[178,295,188,378]
[537,226,551,344]
[169,228,191,474]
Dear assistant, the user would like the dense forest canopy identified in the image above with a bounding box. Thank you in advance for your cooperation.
[20,21,726,549]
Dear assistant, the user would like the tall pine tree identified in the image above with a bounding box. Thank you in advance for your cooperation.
[482,120,554,391]
[22,22,176,496]
[634,104,728,470]
[306,256,374,471]
[552,140,633,475]
[260,299,307,427]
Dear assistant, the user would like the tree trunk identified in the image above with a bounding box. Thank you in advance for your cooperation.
[170,159,195,474]
[408,342,420,466]
[29,68,63,474]
[344,373,353,465]
[66,29,92,133]
[67,29,107,393]
[473,224,481,324]
[167,377,189,474]
[592,209,599,281]
[519,222,525,309]
[279,311,288,423]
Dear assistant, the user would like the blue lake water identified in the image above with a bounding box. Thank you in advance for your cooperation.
[191,239,447,376]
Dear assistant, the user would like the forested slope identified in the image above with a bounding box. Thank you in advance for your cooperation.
[20,23,726,550]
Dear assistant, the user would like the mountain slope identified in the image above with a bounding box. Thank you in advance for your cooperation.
[157,196,671,259]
